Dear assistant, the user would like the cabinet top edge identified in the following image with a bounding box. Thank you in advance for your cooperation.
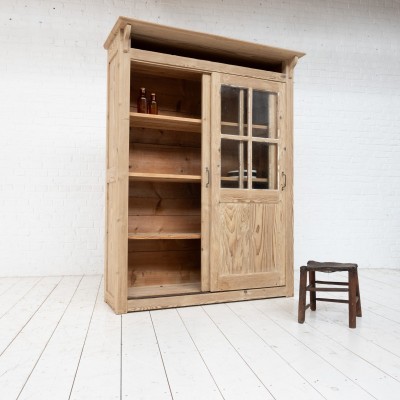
[103,16,305,65]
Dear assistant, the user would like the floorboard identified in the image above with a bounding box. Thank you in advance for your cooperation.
[179,305,274,400]
[253,297,400,399]
[0,270,399,400]
[18,275,101,400]
[203,303,324,400]
[69,279,121,400]
[0,276,82,400]
[0,277,42,318]
[121,311,172,400]
[0,276,61,355]
[150,308,223,400]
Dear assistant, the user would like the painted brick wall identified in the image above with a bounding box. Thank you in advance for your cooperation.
[0,0,399,276]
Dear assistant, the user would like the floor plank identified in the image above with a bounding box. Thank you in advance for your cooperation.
[0,276,82,400]
[0,277,42,318]
[229,300,375,400]
[0,277,20,296]
[0,276,61,355]
[202,303,324,400]
[18,275,101,400]
[69,279,121,400]
[179,305,274,400]
[0,270,399,400]
[121,311,172,400]
[150,308,223,400]
[289,300,400,382]
[253,297,400,399]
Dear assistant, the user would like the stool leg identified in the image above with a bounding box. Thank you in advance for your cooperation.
[298,267,307,324]
[355,269,362,318]
[349,269,357,328]
[309,270,316,311]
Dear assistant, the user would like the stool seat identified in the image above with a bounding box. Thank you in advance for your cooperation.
[298,260,362,328]
[306,260,358,272]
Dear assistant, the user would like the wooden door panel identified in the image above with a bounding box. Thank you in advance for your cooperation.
[210,73,286,292]
[214,202,285,290]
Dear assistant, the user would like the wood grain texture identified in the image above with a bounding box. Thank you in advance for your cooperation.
[104,36,119,311]
[210,73,286,293]
[127,285,287,311]
[128,214,200,234]
[209,72,222,292]
[128,239,201,288]
[104,17,305,64]
[201,73,211,292]
[128,282,201,298]
[282,58,295,297]
[130,70,201,118]
[129,143,201,176]
[128,248,200,286]
[129,172,201,182]
[129,197,200,216]
[130,126,201,147]
[131,48,287,83]
[216,203,285,290]
[104,28,129,314]
[130,113,201,132]
[104,19,299,313]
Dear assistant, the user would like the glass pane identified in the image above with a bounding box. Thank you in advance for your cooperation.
[252,90,277,139]
[221,85,248,136]
[252,142,278,190]
[221,139,248,189]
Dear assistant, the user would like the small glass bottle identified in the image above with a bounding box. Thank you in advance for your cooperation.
[148,93,158,115]
[137,88,147,113]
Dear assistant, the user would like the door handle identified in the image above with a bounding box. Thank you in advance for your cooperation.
[281,171,287,191]
[206,167,210,188]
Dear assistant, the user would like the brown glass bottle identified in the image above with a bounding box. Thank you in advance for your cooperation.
[137,88,147,113]
[148,93,158,115]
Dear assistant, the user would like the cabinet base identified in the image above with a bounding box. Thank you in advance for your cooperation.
[127,285,288,312]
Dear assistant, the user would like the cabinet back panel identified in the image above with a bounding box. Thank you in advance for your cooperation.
[128,181,201,234]
[129,143,201,175]
[131,71,201,118]
[128,215,200,234]
[129,181,200,198]
[128,239,201,287]
[129,198,200,216]
[130,127,201,148]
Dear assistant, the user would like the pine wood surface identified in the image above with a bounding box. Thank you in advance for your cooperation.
[2,271,400,400]
[105,19,299,314]
[104,17,305,63]
[130,113,202,133]
[129,143,201,176]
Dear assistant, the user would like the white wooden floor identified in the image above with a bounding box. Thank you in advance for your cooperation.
[1,270,400,400]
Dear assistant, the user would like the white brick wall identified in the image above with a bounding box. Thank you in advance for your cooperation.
[0,0,399,276]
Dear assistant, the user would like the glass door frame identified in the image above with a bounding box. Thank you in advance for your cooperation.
[212,73,286,204]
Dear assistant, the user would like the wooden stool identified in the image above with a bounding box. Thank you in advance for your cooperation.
[298,261,362,328]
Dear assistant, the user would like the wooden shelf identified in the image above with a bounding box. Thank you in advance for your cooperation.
[128,282,201,299]
[128,232,201,240]
[130,112,201,133]
[129,172,201,183]
[221,176,268,183]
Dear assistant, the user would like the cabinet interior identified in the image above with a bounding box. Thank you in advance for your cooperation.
[130,63,202,118]
[128,64,203,298]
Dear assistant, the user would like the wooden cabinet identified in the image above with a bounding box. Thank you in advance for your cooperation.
[104,17,304,313]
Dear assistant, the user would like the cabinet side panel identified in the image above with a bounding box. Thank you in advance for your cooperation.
[105,30,130,314]
[283,60,295,297]
[105,51,119,308]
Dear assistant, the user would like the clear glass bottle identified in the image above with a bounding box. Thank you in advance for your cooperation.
[148,93,158,115]
[137,87,147,113]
